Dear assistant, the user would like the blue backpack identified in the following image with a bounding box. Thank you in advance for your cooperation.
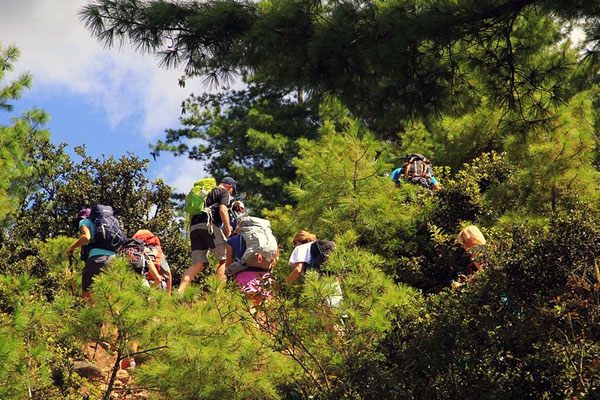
[89,205,126,251]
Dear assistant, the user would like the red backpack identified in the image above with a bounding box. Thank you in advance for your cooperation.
[132,230,168,282]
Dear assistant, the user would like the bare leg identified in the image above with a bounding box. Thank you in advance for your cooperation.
[215,259,227,281]
[178,262,206,293]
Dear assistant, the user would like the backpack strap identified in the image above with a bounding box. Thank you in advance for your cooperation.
[403,157,415,179]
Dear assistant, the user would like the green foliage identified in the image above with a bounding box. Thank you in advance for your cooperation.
[266,114,426,255]
[135,278,295,400]
[153,81,320,211]
[262,233,422,398]
[7,7,600,398]
[379,210,600,399]
[0,237,77,306]
[0,270,82,400]
[81,0,598,135]
[63,258,170,400]
[1,140,189,282]
[503,89,600,215]
[0,42,50,230]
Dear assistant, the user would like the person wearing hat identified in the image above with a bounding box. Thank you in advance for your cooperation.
[65,207,117,303]
[178,176,238,293]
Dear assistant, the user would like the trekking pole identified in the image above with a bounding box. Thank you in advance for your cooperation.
[68,256,76,296]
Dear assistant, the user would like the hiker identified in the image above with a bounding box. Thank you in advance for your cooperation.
[456,225,487,273]
[133,229,172,294]
[225,231,275,305]
[117,229,172,370]
[178,177,237,293]
[65,205,125,302]
[286,230,318,283]
[225,211,279,303]
[229,200,245,233]
[286,230,341,331]
[451,225,488,289]
[390,153,441,190]
[286,230,340,305]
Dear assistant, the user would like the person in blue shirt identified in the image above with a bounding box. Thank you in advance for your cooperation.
[390,165,441,190]
[65,208,116,303]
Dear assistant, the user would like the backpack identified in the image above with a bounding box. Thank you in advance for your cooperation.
[309,240,336,271]
[402,153,433,189]
[132,230,170,284]
[117,238,152,275]
[89,205,126,251]
[238,216,278,269]
[184,178,217,216]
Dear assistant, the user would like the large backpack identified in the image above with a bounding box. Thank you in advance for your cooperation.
[89,205,126,251]
[309,240,336,271]
[184,178,217,216]
[132,230,170,285]
[402,153,433,189]
[238,216,278,269]
[117,238,151,275]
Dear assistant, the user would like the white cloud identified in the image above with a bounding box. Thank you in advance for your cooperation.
[0,0,189,139]
[154,155,209,193]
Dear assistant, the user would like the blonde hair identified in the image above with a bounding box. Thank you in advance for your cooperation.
[292,230,317,245]
[457,225,486,246]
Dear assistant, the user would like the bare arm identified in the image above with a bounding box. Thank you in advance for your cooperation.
[225,244,234,268]
[286,262,304,283]
[147,261,163,287]
[220,204,231,237]
[65,225,91,257]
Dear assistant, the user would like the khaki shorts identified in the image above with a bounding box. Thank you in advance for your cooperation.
[190,223,227,264]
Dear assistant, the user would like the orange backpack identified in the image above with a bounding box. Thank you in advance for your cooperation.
[133,230,165,270]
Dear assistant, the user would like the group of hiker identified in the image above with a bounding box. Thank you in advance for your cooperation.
[61,154,486,373]
[66,153,485,306]
[177,176,336,304]
[65,205,172,299]
[391,154,488,284]
[65,176,336,308]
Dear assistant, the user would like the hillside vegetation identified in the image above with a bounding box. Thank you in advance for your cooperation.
[3,1,600,398]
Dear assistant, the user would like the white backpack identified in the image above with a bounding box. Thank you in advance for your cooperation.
[238,216,278,268]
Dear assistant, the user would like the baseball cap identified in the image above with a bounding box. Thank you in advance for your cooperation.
[221,177,237,193]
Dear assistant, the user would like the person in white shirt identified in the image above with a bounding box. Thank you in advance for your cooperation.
[286,230,343,332]
[286,230,317,283]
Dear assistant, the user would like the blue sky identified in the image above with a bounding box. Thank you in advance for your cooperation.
[0,0,218,193]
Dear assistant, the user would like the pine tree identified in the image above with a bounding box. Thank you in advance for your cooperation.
[153,80,320,211]
[80,0,598,132]
[0,43,50,231]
